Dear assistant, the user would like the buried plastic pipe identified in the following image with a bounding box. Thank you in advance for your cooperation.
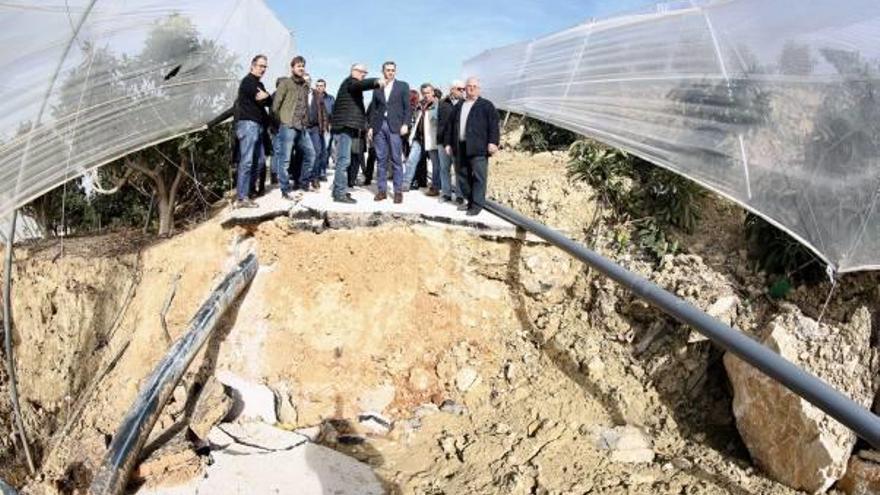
[482,199,880,449]
[89,253,258,495]
[3,210,36,475]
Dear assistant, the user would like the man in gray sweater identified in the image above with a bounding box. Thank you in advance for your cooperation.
[272,55,316,197]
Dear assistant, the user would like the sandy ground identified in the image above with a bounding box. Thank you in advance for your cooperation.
[5,149,876,494]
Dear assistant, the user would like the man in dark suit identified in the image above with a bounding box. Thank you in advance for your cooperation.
[368,61,411,204]
[444,77,500,216]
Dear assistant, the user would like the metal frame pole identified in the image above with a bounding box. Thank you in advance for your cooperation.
[3,211,36,474]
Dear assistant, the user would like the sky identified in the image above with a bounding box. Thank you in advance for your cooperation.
[265,0,659,96]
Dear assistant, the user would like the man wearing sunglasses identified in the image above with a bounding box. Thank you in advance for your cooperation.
[234,54,272,208]
[437,80,465,203]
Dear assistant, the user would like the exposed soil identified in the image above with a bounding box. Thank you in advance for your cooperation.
[1,148,877,494]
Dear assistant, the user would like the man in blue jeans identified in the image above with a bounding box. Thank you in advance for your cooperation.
[437,80,465,203]
[308,78,335,183]
[272,55,316,195]
[330,63,384,203]
[367,61,411,204]
[404,83,441,197]
[234,54,272,208]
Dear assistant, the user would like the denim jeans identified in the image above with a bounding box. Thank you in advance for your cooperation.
[331,131,352,199]
[291,127,317,186]
[235,120,262,200]
[403,140,422,187]
[405,142,441,191]
[437,146,455,198]
[309,129,331,179]
[272,126,294,194]
[374,120,403,194]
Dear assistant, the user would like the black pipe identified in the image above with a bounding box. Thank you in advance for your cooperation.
[89,253,258,495]
[483,199,880,449]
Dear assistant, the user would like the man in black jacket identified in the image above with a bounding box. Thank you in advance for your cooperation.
[330,63,385,203]
[444,77,500,216]
[437,80,465,202]
[234,54,272,208]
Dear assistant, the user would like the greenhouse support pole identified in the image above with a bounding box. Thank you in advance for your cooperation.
[3,211,36,475]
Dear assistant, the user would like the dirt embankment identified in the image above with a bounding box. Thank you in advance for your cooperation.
[0,148,877,494]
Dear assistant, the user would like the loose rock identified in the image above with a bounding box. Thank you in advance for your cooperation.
[724,305,878,493]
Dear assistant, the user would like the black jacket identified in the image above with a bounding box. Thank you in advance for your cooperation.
[445,97,500,157]
[331,76,381,132]
[437,96,458,147]
[234,73,271,125]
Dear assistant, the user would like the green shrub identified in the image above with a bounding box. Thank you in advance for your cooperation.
[567,139,704,260]
[645,168,703,234]
[518,116,579,152]
[744,213,825,282]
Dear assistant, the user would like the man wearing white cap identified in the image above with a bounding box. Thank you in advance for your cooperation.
[329,63,385,203]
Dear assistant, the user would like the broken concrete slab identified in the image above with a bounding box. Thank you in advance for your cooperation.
[357,383,396,414]
[217,370,277,424]
[189,376,232,440]
[219,181,562,243]
[138,434,383,495]
[595,425,655,464]
[358,412,393,435]
[217,422,308,452]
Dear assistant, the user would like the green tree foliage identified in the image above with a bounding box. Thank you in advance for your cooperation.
[568,139,705,260]
[22,13,238,237]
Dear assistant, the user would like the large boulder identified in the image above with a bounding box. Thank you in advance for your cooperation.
[724,305,877,493]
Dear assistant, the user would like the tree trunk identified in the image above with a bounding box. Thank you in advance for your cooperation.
[155,159,185,237]
[156,196,172,237]
[124,153,186,238]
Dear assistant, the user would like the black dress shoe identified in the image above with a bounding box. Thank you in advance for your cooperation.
[334,195,357,204]
[466,207,481,216]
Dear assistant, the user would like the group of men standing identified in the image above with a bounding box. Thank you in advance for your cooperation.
[233,54,499,217]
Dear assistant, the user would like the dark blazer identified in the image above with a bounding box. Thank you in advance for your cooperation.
[368,79,412,135]
[437,96,457,147]
[445,97,500,158]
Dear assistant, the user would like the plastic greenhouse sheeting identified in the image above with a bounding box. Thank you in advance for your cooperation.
[0,0,293,228]
[463,0,880,273]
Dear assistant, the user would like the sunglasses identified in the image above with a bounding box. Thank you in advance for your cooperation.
[255,64,267,69]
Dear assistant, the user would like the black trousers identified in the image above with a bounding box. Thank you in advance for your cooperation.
[414,149,428,188]
[349,150,364,187]
[364,146,376,185]
[456,142,488,210]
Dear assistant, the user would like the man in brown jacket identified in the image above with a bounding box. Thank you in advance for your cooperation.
[272,55,317,194]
